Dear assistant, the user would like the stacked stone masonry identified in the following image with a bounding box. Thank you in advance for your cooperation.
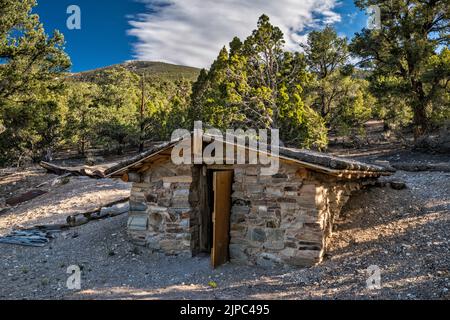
[127,159,372,267]
[228,163,362,267]
[128,162,193,257]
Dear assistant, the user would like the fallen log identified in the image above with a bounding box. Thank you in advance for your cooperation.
[66,215,90,227]
[98,202,130,218]
[6,190,47,206]
[66,197,130,227]
[88,204,130,221]
[40,161,105,179]
[30,224,71,232]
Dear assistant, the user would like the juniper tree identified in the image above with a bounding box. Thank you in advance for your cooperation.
[191,15,328,149]
[351,0,449,137]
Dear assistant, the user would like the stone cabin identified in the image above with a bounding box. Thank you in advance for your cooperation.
[105,134,392,268]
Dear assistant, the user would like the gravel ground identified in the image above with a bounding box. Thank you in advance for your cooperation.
[0,153,448,300]
[0,168,130,234]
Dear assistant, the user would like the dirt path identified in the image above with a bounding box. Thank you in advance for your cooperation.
[0,155,448,300]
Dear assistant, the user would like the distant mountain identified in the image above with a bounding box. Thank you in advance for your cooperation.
[72,61,201,82]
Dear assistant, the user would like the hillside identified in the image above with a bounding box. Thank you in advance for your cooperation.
[72,61,201,82]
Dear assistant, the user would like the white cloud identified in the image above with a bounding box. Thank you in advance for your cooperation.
[128,0,341,68]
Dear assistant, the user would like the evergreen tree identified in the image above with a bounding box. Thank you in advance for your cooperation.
[0,0,70,101]
[301,26,351,118]
[65,81,100,156]
[95,67,140,154]
[0,0,70,164]
[191,15,328,149]
[351,0,449,137]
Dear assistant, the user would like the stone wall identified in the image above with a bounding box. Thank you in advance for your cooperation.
[229,162,363,267]
[127,161,194,256]
[126,158,370,268]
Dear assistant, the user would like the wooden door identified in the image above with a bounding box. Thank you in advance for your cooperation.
[211,171,233,268]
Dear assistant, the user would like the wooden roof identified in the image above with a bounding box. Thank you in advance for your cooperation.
[104,134,394,179]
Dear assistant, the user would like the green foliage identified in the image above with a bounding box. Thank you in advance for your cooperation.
[190,15,328,149]
[1,3,448,166]
[330,79,375,136]
[0,85,67,164]
[302,26,375,137]
[351,0,449,137]
[424,48,450,128]
[64,81,100,155]
[0,0,196,164]
[66,67,192,155]
[0,0,71,101]
[142,79,192,141]
[95,67,140,153]
[370,75,414,130]
[0,0,70,165]
[302,26,349,81]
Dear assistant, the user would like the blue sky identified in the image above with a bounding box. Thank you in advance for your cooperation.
[35,0,368,72]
